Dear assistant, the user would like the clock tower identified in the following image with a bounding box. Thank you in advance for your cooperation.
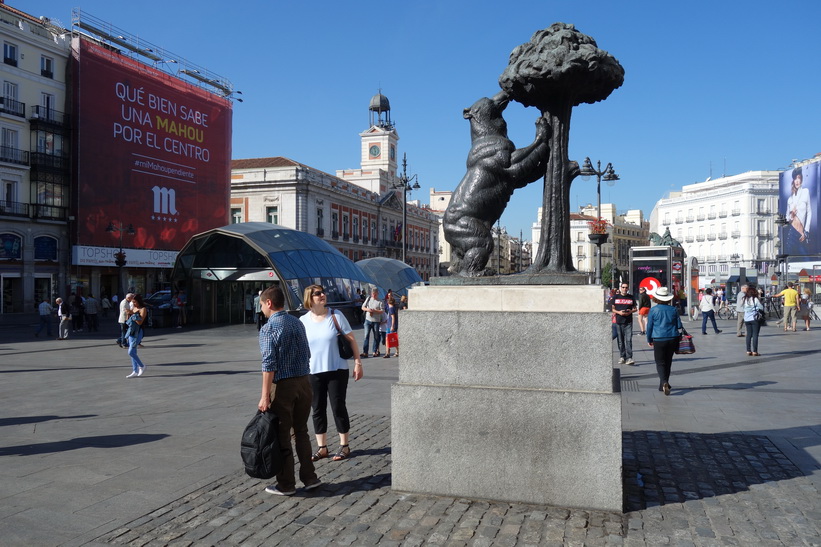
[360,92,398,176]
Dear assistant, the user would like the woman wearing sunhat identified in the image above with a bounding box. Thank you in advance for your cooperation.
[646,287,683,396]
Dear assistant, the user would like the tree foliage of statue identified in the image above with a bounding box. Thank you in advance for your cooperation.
[499,23,624,273]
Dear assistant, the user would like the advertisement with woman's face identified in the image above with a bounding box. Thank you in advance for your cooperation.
[780,162,820,256]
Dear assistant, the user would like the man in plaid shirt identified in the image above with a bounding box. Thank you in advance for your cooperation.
[257,286,321,496]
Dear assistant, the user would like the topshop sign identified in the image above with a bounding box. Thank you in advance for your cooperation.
[72,245,178,268]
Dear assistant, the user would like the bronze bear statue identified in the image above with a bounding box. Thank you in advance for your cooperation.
[444,91,550,276]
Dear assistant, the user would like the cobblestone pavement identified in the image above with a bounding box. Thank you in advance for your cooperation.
[90,416,820,546]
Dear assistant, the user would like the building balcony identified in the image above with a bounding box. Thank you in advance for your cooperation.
[0,96,25,117]
[0,200,29,217]
[362,237,369,244]
[755,209,771,216]
[706,255,717,262]
[32,204,67,220]
[316,228,324,237]
[718,210,728,218]
[686,216,695,222]
[718,232,728,240]
[30,105,69,126]
[331,230,339,240]
[342,233,349,242]
[731,209,741,216]
[706,233,717,240]
[30,152,68,170]
[674,217,684,224]
[695,235,706,241]
[684,235,695,243]
[707,213,717,219]
[731,230,741,238]
[352,235,359,243]
[696,214,706,221]
[0,146,29,165]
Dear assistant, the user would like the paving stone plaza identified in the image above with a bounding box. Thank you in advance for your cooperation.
[0,314,818,546]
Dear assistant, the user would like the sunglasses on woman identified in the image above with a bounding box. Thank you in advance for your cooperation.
[312,290,325,296]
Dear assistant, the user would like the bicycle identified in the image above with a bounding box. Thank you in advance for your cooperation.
[717,306,736,320]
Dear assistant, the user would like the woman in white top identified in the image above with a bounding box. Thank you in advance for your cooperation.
[786,166,812,254]
[741,286,765,356]
[300,285,363,463]
[699,287,722,335]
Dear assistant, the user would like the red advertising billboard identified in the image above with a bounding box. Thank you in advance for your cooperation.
[72,37,232,251]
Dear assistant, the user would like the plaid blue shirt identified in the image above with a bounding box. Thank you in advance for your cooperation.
[259,310,311,381]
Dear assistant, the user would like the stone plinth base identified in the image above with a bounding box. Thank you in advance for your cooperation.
[391,284,623,511]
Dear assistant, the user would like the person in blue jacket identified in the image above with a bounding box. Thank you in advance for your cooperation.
[646,287,683,396]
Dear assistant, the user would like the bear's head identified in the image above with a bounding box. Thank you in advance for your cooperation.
[463,91,509,139]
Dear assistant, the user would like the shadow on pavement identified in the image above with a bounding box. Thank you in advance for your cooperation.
[0,414,96,427]
[623,428,816,511]
[0,433,170,456]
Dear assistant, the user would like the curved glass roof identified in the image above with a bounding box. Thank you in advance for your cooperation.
[172,223,373,308]
[356,257,423,297]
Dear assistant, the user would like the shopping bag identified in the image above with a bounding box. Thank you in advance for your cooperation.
[675,328,695,355]
[386,332,399,348]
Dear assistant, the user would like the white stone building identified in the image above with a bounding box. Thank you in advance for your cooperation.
[230,94,439,281]
[649,170,780,286]
[0,5,70,313]
[533,204,648,278]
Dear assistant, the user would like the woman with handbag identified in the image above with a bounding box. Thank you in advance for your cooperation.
[125,294,147,378]
[741,286,765,356]
[646,287,683,396]
[300,285,363,463]
[383,295,399,358]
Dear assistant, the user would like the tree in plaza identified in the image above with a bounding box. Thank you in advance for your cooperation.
[499,23,624,272]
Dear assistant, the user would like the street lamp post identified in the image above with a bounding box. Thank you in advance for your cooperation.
[579,157,620,286]
[394,153,420,264]
[106,222,135,301]
[774,213,789,285]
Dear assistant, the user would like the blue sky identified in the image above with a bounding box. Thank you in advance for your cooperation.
[22,0,821,238]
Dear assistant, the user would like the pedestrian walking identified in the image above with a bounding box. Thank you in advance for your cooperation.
[735,285,748,337]
[699,287,722,334]
[383,295,399,358]
[257,286,321,496]
[645,287,682,396]
[798,288,813,331]
[637,286,651,335]
[56,297,70,340]
[117,293,134,347]
[125,294,147,378]
[609,282,637,365]
[741,286,765,356]
[360,287,384,358]
[84,294,100,332]
[300,284,363,464]
[34,296,54,338]
[773,282,799,332]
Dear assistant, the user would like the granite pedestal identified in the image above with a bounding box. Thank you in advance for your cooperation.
[391,283,623,511]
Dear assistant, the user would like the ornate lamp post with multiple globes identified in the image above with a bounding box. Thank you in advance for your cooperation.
[106,221,135,300]
[579,157,620,286]
[393,153,420,264]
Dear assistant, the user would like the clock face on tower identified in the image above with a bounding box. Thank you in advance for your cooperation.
[369,144,381,159]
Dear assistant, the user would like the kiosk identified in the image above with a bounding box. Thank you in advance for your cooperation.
[629,246,692,316]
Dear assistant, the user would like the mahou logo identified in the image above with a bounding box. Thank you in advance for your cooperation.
[152,186,178,215]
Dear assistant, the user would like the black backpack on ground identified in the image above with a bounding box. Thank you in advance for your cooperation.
[241,409,283,479]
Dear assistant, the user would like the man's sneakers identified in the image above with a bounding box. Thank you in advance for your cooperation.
[624,358,636,366]
[265,479,321,496]
[126,372,138,379]
[303,479,322,491]
[265,485,296,496]
[137,367,145,377]
[618,358,625,365]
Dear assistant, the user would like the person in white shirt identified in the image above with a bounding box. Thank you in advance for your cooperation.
[300,284,363,463]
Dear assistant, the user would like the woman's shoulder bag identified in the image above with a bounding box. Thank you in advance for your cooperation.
[330,310,354,360]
